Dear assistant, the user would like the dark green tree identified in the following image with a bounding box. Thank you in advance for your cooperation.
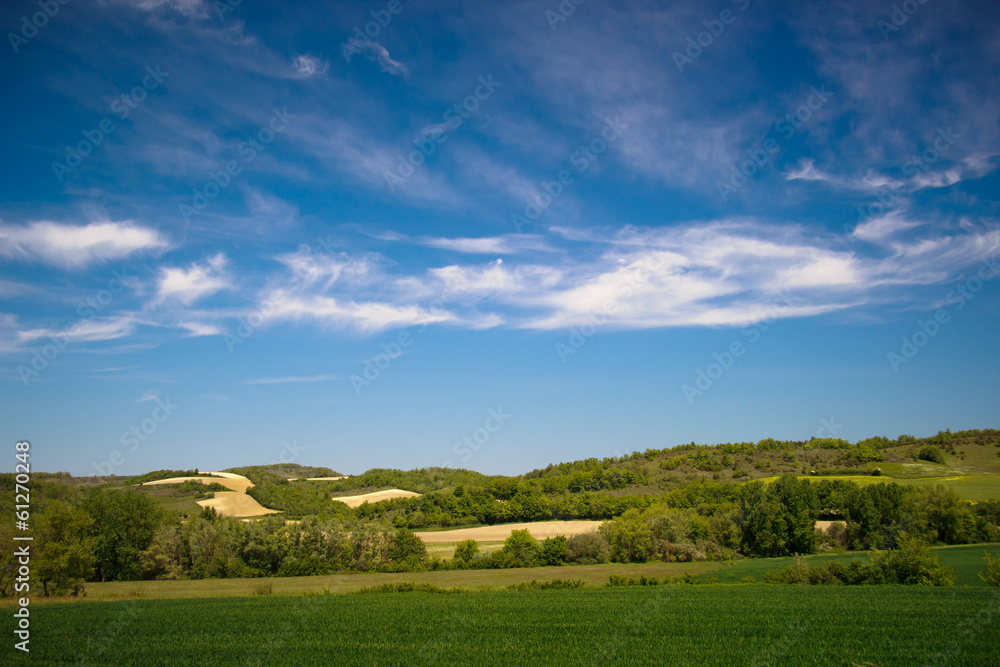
[84,489,163,582]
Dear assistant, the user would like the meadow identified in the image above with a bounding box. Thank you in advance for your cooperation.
[9,586,998,665]
[21,543,995,602]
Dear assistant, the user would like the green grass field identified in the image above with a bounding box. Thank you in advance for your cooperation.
[70,561,723,601]
[703,544,1000,586]
[19,544,995,603]
[9,586,999,665]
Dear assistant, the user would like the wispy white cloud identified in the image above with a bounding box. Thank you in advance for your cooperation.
[17,316,141,344]
[155,253,231,305]
[0,221,168,269]
[177,321,223,337]
[263,290,456,333]
[350,40,408,76]
[275,248,377,291]
[136,390,159,402]
[421,235,554,255]
[287,55,328,79]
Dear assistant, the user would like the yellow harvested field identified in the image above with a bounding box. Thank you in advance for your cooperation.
[415,520,604,543]
[143,472,278,517]
[815,520,845,533]
[331,489,422,507]
[197,492,280,517]
[288,476,348,481]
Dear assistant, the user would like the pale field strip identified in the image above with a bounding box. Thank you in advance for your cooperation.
[288,476,348,481]
[414,520,604,543]
[141,472,279,517]
[331,489,423,507]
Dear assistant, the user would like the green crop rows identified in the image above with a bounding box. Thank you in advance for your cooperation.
[8,586,999,665]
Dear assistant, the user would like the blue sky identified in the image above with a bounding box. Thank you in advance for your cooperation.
[2,0,999,477]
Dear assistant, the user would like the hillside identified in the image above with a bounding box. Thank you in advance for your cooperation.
[207,428,999,523]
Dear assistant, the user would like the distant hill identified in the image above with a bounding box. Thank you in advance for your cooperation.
[224,463,343,480]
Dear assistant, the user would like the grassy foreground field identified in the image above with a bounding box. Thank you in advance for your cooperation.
[703,543,1000,586]
[9,586,999,665]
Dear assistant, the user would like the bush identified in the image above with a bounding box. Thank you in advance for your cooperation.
[916,446,945,464]
[494,530,541,568]
[981,551,1000,587]
[355,582,465,594]
[540,536,567,566]
[506,579,583,591]
[566,533,610,565]
[869,534,953,586]
[452,539,480,566]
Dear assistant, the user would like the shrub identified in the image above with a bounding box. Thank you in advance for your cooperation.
[981,551,1000,587]
[540,536,567,566]
[355,582,466,594]
[507,579,583,591]
[869,534,953,586]
[916,446,945,464]
[452,539,480,566]
[566,533,610,565]
[494,530,541,568]
[253,582,274,595]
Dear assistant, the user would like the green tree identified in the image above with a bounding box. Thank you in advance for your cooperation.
[84,489,163,581]
[497,529,540,568]
[980,551,1000,587]
[36,500,94,596]
[601,509,654,563]
[453,539,480,566]
[387,529,428,567]
[540,536,567,566]
[739,476,817,557]
[140,524,185,580]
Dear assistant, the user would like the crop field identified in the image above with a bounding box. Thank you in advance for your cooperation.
[9,586,998,665]
[72,560,724,601]
[704,543,1000,586]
